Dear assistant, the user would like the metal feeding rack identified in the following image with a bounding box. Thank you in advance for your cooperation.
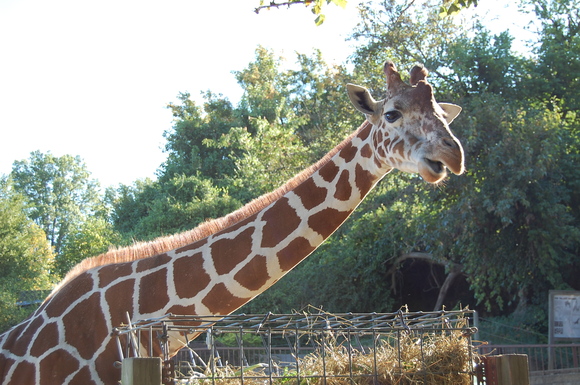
[113,309,479,384]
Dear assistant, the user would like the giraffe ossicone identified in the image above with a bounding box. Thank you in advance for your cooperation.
[0,60,464,385]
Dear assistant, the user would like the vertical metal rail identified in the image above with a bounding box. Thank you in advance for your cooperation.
[294,324,301,385]
[347,329,353,383]
[373,328,379,385]
[209,328,216,385]
[266,329,273,385]
[239,326,245,385]
[320,329,327,385]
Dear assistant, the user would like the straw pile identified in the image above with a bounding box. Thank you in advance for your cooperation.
[183,323,477,385]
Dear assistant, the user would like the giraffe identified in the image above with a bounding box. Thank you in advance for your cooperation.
[0,61,464,385]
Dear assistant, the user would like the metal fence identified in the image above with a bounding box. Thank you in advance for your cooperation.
[478,344,580,372]
[114,310,479,384]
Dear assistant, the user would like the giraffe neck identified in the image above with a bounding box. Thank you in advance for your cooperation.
[165,120,388,317]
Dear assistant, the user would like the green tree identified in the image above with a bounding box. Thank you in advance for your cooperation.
[55,217,121,278]
[441,25,525,98]
[161,92,242,184]
[286,50,357,157]
[234,46,290,126]
[213,118,310,201]
[523,0,580,123]
[350,0,461,79]
[111,176,240,242]
[10,151,101,255]
[0,177,54,332]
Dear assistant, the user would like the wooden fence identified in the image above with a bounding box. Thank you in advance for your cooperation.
[478,344,580,372]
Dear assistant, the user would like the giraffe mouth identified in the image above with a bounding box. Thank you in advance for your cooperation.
[425,158,444,174]
[418,158,448,183]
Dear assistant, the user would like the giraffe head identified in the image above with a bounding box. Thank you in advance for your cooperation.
[347,61,464,183]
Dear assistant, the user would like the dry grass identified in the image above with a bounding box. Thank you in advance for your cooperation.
[183,324,477,385]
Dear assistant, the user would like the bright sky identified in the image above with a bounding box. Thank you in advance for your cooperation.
[0,0,535,189]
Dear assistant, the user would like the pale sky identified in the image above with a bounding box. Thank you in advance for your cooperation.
[0,0,534,189]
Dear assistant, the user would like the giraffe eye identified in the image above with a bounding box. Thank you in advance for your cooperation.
[384,110,402,123]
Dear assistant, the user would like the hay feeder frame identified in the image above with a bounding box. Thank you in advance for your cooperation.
[113,309,480,385]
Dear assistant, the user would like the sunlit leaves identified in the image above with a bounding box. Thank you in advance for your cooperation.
[255,0,348,25]
[10,151,102,255]
[439,0,478,17]
[0,177,55,331]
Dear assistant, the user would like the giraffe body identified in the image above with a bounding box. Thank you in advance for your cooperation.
[0,61,464,384]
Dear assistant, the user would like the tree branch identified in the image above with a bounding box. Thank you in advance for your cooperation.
[254,1,313,14]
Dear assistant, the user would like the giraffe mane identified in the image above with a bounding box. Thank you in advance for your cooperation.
[50,122,370,297]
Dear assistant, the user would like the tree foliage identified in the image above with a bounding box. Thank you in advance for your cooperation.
[0,177,54,331]
[10,151,102,255]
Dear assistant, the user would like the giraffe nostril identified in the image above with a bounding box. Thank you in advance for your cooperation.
[443,138,456,148]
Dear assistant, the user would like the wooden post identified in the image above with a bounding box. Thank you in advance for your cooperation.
[484,354,530,385]
[121,357,162,385]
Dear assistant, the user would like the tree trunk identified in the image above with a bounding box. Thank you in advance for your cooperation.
[433,267,461,311]
[387,252,465,311]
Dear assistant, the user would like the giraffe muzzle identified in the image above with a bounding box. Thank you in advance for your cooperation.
[419,148,464,183]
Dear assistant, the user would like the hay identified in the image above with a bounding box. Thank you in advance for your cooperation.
[183,319,477,385]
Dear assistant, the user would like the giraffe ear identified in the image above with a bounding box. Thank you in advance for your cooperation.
[439,103,462,124]
[347,83,380,115]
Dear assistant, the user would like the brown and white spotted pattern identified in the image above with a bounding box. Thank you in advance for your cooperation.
[0,61,464,385]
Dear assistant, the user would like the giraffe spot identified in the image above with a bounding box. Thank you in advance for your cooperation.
[234,254,270,291]
[44,272,94,318]
[407,135,419,146]
[175,238,208,254]
[376,130,384,143]
[394,141,405,157]
[293,178,328,210]
[356,164,376,197]
[173,253,211,299]
[361,143,372,158]
[318,160,340,183]
[30,321,59,357]
[63,292,108,360]
[3,319,33,357]
[139,268,170,315]
[212,227,255,275]
[0,356,16,385]
[94,340,121,385]
[339,141,357,162]
[168,304,198,316]
[261,198,300,249]
[202,283,250,315]
[356,122,372,140]
[69,366,97,385]
[333,170,352,201]
[6,360,35,385]
[383,138,391,148]
[377,147,386,158]
[277,237,315,272]
[98,262,133,288]
[106,278,135,328]
[40,349,79,384]
[136,252,172,273]
[308,208,352,239]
